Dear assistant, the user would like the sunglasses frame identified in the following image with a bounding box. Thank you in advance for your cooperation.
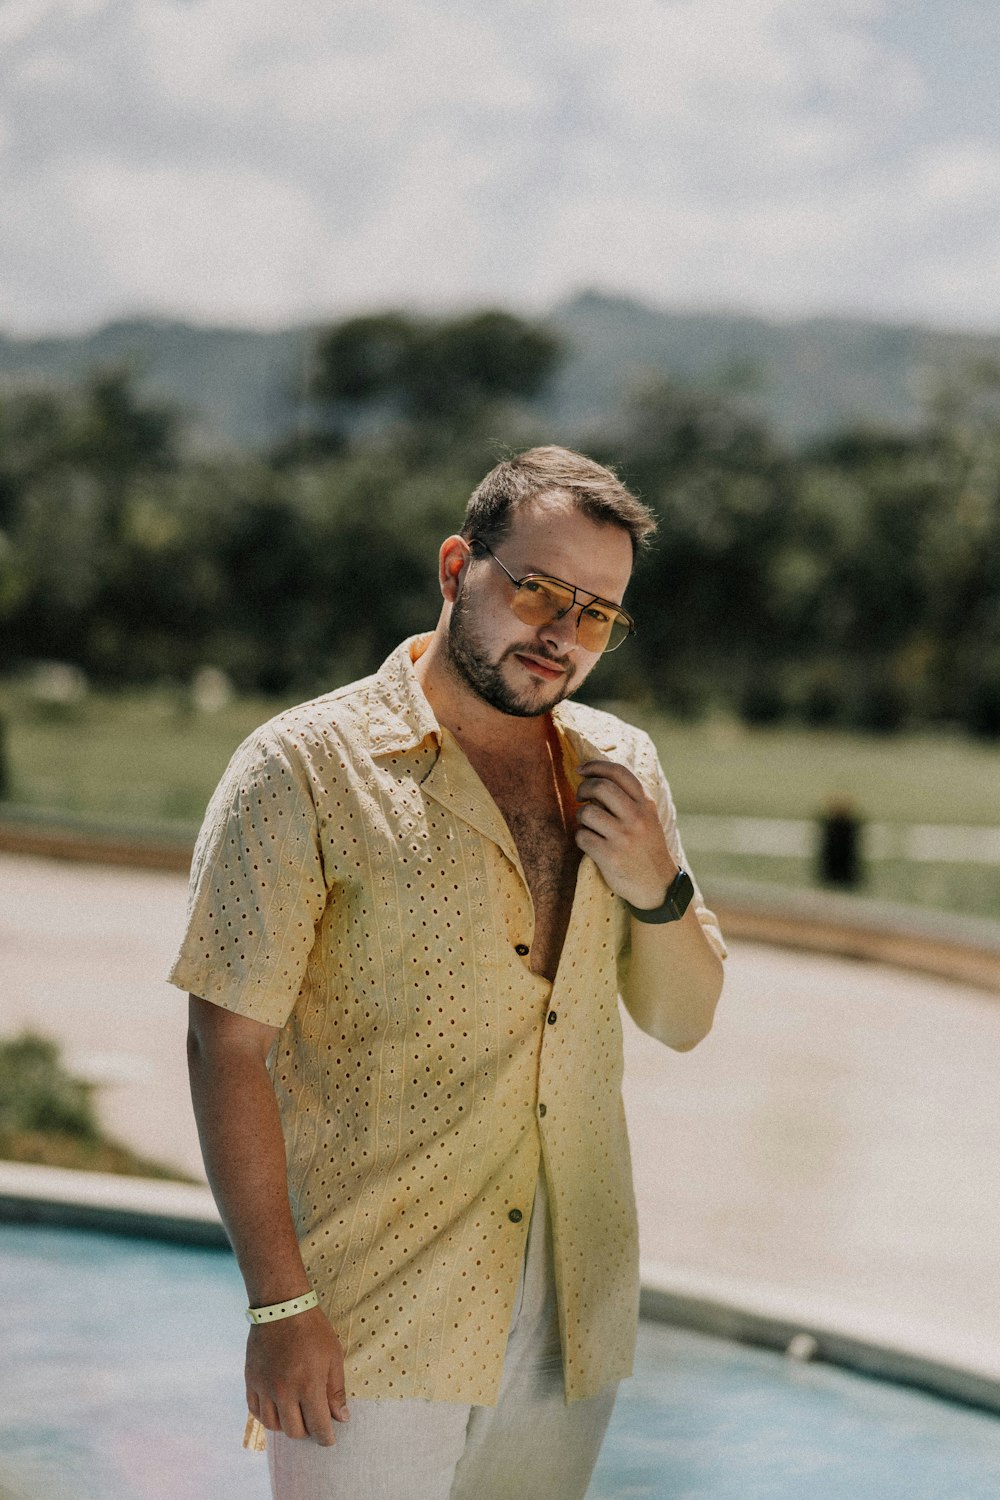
[470,538,636,653]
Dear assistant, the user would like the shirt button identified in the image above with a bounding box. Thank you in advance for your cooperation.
[547,1011,557,1025]
[508,1208,523,1223]
[514,943,529,956]
[538,1103,547,1117]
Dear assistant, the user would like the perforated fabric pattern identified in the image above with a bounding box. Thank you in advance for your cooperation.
[169,635,725,1404]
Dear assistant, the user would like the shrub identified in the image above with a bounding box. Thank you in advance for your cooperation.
[0,1032,98,1141]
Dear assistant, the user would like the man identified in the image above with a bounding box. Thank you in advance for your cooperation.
[172,445,725,1500]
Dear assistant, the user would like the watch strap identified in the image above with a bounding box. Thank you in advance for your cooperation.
[626,869,695,924]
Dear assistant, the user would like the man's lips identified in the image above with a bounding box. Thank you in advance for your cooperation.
[514,652,567,681]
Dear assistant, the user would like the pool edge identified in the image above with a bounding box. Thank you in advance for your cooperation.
[3,1160,999,1421]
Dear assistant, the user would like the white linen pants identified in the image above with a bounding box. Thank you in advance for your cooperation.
[267,1168,618,1500]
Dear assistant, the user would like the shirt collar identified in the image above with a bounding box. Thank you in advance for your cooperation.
[366,635,442,757]
[551,699,620,761]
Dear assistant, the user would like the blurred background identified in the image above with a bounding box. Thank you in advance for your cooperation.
[1,3,1000,1497]
[0,0,999,915]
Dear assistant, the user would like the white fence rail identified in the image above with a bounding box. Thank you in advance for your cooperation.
[682,817,1000,865]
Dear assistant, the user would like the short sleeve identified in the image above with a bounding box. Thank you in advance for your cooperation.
[168,726,328,1026]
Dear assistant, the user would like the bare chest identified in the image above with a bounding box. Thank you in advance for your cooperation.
[470,755,580,982]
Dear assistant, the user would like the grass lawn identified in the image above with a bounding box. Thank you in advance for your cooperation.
[627,710,1000,923]
[0,683,280,827]
[1,682,998,920]
[626,709,1000,826]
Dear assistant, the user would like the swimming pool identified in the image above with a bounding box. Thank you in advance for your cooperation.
[3,1224,1000,1500]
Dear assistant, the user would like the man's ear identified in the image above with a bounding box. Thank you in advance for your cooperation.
[439,535,472,602]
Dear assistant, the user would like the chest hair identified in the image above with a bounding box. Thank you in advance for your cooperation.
[467,750,581,981]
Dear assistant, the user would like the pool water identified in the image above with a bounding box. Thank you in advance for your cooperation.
[2,1225,1000,1500]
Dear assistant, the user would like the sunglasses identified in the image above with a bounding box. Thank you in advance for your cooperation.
[470,538,635,654]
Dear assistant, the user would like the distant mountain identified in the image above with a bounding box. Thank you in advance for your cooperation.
[540,293,1000,444]
[0,317,312,453]
[2,294,998,453]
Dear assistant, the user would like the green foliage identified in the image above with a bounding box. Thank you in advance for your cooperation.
[1,313,999,735]
[312,312,418,405]
[311,308,561,435]
[0,1030,189,1178]
[0,368,181,679]
[598,377,795,710]
[0,1032,98,1140]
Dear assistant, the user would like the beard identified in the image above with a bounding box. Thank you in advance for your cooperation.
[445,588,574,718]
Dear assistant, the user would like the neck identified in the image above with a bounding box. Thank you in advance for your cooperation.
[415,626,552,757]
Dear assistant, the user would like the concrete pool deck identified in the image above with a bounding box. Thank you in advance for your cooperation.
[3,850,1000,1396]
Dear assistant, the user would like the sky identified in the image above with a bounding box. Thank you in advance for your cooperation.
[3,0,999,336]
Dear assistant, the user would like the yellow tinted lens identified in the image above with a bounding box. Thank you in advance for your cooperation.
[606,613,632,650]
[577,605,629,652]
[511,577,574,626]
[510,575,631,651]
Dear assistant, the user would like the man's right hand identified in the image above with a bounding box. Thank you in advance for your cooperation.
[187,996,349,1445]
[245,1307,350,1446]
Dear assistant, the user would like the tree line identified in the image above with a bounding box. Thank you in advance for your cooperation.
[1,308,998,735]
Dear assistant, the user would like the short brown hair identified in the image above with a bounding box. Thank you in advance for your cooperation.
[460,446,656,556]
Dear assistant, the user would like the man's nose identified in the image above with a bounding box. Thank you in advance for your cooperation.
[537,607,580,654]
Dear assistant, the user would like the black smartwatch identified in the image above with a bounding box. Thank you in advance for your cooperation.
[626,869,695,924]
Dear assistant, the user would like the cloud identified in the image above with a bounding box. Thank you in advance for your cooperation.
[0,0,997,332]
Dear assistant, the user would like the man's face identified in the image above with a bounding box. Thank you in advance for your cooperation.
[445,495,634,718]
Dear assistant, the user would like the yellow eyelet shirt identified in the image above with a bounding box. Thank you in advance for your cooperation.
[169,635,725,1404]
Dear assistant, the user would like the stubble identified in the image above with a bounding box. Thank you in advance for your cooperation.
[445,587,573,719]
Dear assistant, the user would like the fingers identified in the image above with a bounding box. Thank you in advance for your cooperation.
[245,1315,348,1446]
[298,1369,351,1447]
[576,781,633,826]
[253,1393,284,1435]
[573,758,676,908]
[575,799,617,840]
[576,759,645,803]
[576,760,648,836]
[574,824,610,860]
[328,1376,351,1425]
[252,1389,337,1446]
[300,1394,337,1447]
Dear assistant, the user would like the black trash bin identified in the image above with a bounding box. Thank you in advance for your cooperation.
[817,797,864,889]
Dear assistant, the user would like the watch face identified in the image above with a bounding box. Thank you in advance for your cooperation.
[669,869,695,918]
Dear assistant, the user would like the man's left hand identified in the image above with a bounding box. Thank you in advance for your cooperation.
[574,760,678,911]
